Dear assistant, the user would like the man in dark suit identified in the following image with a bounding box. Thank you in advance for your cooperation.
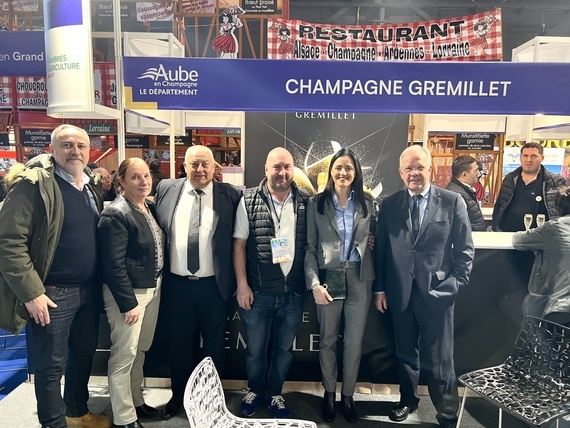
[154,145,241,420]
[373,145,474,428]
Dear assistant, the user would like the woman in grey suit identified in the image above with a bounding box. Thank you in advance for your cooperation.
[305,148,375,423]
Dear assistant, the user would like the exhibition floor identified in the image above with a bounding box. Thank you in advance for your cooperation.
[1,380,565,428]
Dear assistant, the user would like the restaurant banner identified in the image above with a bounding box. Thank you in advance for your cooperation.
[268,10,502,61]
[122,57,570,115]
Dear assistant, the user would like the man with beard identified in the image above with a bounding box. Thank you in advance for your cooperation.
[493,142,565,231]
[0,124,110,428]
[233,147,309,418]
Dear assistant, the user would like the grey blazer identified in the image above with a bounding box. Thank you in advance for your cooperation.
[305,195,375,289]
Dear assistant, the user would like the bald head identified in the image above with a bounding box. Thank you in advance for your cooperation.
[265,147,294,194]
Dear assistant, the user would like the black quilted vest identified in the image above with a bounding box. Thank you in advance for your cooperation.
[243,179,308,294]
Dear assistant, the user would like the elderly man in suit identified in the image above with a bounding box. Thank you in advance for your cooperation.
[154,145,241,420]
[374,145,474,428]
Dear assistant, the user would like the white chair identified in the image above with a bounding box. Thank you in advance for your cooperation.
[183,356,317,428]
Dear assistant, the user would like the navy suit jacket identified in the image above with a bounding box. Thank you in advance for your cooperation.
[154,178,242,300]
[373,185,474,312]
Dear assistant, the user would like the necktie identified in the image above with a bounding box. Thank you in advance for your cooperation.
[411,194,422,239]
[187,189,203,274]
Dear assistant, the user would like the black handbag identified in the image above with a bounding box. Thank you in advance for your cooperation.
[318,268,347,300]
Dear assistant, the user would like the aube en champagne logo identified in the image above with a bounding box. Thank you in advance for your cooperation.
[137,64,199,89]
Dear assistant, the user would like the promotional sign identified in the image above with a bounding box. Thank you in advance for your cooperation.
[125,135,150,148]
[156,135,192,146]
[44,0,96,116]
[14,77,49,109]
[20,128,52,147]
[242,0,280,14]
[268,10,502,61]
[244,112,407,199]
[0,31,46,76]
[122,57,570,115]
[94,1,130,19]
[455,133,495,150]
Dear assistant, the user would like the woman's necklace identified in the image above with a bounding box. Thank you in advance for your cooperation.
[123,194,149,214]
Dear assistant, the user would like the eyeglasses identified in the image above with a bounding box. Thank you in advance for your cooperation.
[402,166,426,173]
[188,161,210,170]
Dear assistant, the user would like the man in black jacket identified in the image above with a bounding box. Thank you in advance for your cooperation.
[446,156,486,231]
[492,142,565,231]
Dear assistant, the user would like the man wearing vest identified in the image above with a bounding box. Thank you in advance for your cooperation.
[0,124,110,428]
[233,147,309,418]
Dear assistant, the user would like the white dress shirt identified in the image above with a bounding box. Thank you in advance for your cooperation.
[170,180,217,277]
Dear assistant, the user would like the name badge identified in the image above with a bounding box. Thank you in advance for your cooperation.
[271,237,291,264]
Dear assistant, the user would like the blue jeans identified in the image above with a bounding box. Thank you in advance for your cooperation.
[241,291,304,398]
[30,286,100,428]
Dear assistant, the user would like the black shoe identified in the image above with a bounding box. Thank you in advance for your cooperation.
[322,391,335,422]
[162,398,183,420]
[113,421,144,428]
[389,402,419,422]
[135,403,159,419]
[341,394,358,423]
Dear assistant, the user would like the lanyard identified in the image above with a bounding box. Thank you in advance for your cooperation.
[269,191,290,237]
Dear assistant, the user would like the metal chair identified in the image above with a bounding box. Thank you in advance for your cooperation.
[183,356,317,428]
[457,316,570,427]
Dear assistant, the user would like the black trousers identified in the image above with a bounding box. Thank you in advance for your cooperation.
[163,273,228,401]
[390,285,459,427]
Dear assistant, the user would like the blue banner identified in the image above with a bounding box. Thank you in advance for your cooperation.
[123,57,570,115]
[0,32,46,76]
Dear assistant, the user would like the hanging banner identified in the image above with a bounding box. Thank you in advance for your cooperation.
[268,10,502,61]
[0,31,46,76]
[180,0,214,14]
[0,77,12,107]
[136,2,174,22]
[1,0,39,11]
[44,0,96,116]
[123,57,570,115]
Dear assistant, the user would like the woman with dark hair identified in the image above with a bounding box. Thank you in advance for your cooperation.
[512,185,570,326]
[305,148,375,423]
[98,158,165,428]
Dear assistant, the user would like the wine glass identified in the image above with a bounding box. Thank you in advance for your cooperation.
[523,214,533,231]
[536,214,546,228]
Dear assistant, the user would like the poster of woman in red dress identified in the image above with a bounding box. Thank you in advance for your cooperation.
[211,6,244,59]
[270,21,294,59]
